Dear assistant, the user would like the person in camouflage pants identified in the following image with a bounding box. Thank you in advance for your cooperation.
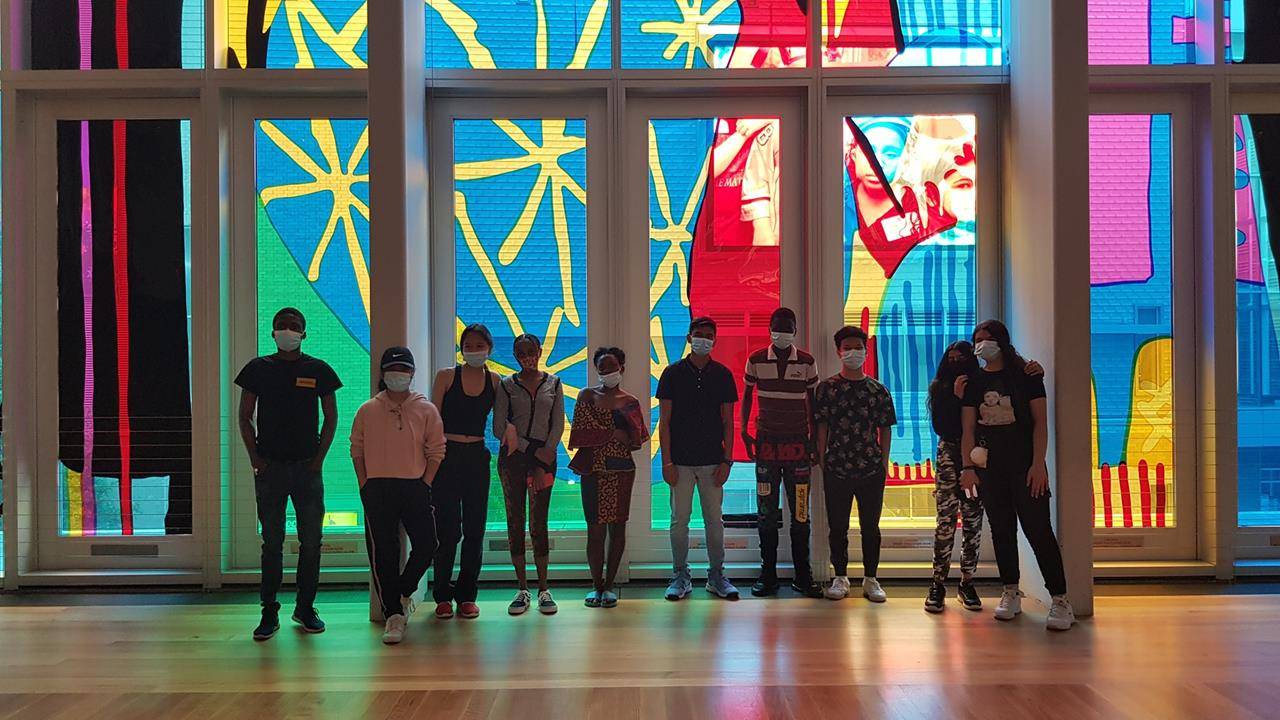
[932,439,983,587]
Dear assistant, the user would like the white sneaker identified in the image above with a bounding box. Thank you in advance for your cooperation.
[862,577,887,603]
[382,614,407,644]
[994,585,1024,621]
[824,576,851,600]
[400,596,417,621]
[1047,595,1076,631]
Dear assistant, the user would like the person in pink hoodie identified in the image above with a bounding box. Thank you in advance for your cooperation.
[351,346,447,645]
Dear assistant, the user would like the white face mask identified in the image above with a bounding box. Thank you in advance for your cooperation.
[383,371,413,393]
[273,330,303,353]
[600,371,622,388]
[841,348,867,370]
[770,332,795,350]
[975,340,1001,362]
[690,337,715,356]
[462,350,489,368]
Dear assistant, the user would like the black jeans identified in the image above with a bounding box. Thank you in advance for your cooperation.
[255,460,325,611]
[978,463,1068,596]
[824,469,885,578]
[432,441,491,604]
[362,477,438,619]
[756,463,812,582]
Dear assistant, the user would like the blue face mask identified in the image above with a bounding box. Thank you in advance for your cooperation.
[690,337,714,356]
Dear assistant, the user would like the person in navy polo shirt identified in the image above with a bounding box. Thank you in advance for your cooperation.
[658,317,740,601]
[235,307,341,641]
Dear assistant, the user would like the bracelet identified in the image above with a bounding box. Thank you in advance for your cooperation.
[962,465,977,471]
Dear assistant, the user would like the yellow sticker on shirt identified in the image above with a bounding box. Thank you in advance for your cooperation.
[296,377,317,389]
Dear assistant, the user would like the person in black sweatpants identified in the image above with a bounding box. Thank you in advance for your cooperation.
[960,319,1074,631]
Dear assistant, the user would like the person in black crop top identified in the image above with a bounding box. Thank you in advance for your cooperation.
[924,342,1044,614]
[428,323,499,620]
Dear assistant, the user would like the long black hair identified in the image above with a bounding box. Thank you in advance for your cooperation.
[927,340,977,418]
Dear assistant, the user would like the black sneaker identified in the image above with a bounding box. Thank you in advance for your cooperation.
[253,605,280,641]
[790,578,824,599]
[291,607,326,634]
[925,582,946,614]
[958,582,983,611]
[751,578,779,597]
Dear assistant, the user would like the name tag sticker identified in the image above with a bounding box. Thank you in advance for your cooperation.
[296,377,317,389]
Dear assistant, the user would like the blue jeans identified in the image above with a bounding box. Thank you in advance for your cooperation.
[255,460,325,611]
[669,465,726,580]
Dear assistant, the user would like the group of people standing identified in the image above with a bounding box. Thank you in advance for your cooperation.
[235,305,1076,646]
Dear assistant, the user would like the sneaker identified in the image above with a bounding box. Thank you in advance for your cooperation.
[584,590,602,608]
[538,590,558,615]
[705,575,740,600]
[458,602,481,619]
[666,575,693,601]
[924,581,946,613]
[291,608,326,634]
[824,576,851,601]
[862,578,887,603]
[434,602,454,620]
[509,590,532,616]
[382,614,407,645]
[751,578,780,597]
[791,578,824,598]
[1047,596,1076,631]
[600,590,619,608]
[957,582,982,611]
[400,596,418,619]
[253,606,280,641]
[994,585,1024,621]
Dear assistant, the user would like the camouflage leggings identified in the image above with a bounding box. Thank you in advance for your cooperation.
[932,440,984,583]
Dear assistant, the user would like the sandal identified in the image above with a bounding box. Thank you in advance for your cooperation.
[584,591,602,608]
[600,590,618,608]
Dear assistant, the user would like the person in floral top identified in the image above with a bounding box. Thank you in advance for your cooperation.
[814,325,896,603]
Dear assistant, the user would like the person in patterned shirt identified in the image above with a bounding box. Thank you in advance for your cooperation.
[814,325,896,603]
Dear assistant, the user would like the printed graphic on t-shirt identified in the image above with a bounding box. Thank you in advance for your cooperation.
[978,389,1016,426]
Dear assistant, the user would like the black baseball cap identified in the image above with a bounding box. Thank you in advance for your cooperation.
[380,346,416,370]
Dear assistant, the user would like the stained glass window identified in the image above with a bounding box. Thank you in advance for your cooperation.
[227,0,368,68]
[1088,0,1201,65]
[56,119,194,537]
[622,0,804,68]
[842,114,976,528]
[1226,0,1280,64]
[822,0,1003,67]
[1089,114,1177,529]
[255,118,370,534]
[453,118,589,532]
[1235,115,1280,527]
[648,117,782,530]
[31,0,203,70]
[428,0,611,69]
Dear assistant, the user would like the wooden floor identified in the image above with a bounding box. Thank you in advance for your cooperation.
[2,584,1279,719]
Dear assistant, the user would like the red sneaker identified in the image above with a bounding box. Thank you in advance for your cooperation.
[434,602,454,619]
[458,602,481,619]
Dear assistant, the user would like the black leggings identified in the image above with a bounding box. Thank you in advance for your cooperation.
[824,470,885,578]
[362,477,437,619]
[431,441,491,604]
[978,463,1067,596]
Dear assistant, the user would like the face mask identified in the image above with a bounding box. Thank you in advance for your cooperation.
[690,337,715,356]
[383,371,412,393]
[462,350,489,368]
[274,330,303,353]
[841,348,867,370]
[975,340,1001,362]
[770,332,795,350]
[600,371,622,388]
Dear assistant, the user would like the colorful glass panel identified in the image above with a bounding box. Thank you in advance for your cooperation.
[31,0,203,69]
[822,0,1002,67]
[255,118,370,534]
[842,114,977,528]
[453,118,589,531]
[1088,0,1200,65]
[428,0,611,69]
[622,0,804,68]
[1089,114,1177,529]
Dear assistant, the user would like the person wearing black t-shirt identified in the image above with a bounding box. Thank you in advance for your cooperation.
[235,307,342,641]
[959,320,1074,631]
[657,317,740,602]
